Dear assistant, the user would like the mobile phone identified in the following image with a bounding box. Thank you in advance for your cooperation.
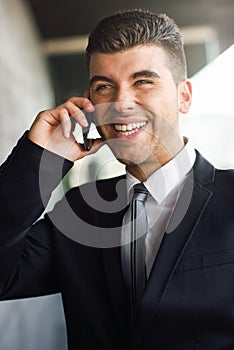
[82,110,94,151]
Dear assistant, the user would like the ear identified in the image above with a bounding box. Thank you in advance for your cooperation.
[178,80,192,114]
[83,89,90,99]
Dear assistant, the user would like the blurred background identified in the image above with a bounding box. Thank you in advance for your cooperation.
[0,0,234,349]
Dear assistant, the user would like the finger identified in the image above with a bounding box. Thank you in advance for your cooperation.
[59,98,95,128]
[50,108,72,138]
[68,96,94,111]
[62,116,72,138]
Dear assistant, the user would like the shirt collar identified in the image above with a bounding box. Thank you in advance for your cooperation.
[126,138,196,204]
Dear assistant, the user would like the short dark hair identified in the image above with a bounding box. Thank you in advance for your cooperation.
[86,9,187,84]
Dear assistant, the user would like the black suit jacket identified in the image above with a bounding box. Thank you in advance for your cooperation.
[1,133,234,350]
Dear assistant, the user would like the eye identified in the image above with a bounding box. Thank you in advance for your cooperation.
[95,84,113,92]
[135,79,153,86]
[96,84,110,90]
[91,84,115,97]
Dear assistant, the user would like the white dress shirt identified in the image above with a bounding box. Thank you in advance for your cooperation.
[125,139,196,277]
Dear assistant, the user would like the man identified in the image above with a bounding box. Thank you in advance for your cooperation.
[1,8,234,350]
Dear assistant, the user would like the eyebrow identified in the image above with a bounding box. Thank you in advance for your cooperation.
[89,70,160,87]
[131,70,160,79]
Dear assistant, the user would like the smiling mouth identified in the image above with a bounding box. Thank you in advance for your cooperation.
[113,121,146,136]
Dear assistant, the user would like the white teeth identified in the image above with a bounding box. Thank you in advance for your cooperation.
[127,124,132,131]
[114,121,146,133]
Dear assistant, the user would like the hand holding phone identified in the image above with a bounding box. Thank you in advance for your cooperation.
[72,109,101,152]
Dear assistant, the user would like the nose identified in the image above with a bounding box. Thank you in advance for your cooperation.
[110,86,135,113]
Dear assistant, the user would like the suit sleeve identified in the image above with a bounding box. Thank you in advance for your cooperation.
[0,132,73,299]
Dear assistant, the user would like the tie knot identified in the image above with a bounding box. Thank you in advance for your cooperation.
[132,183,148,202]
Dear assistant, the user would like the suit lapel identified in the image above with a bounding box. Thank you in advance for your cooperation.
[132,153,215,347]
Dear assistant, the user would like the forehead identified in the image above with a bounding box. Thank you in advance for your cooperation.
[89,45,169,78]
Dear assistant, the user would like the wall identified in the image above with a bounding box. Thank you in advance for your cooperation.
[0,0,67,349]
[0,0,53,162]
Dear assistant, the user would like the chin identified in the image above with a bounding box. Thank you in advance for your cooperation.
[115,147,148,164]
[115,152,148,167]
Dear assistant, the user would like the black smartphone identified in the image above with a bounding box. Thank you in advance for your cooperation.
[82,110,94,151]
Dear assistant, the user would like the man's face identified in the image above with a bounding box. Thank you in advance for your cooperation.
[89,45,192,178]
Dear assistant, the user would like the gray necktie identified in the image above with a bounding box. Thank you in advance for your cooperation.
[121,183,148,321]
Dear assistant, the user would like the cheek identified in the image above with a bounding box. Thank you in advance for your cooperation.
[148,106,179,140]
[93,113,106,131]
[136,91,155,107]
